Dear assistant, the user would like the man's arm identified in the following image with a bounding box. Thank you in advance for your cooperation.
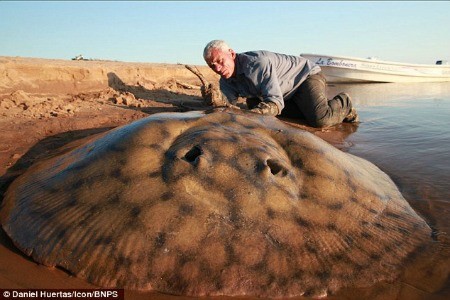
[219,79,239,105]
[249,58,283,115]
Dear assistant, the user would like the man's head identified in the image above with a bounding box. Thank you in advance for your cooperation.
[203,40,236,79]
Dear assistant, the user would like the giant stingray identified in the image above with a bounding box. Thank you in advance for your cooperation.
[0,108,433,298]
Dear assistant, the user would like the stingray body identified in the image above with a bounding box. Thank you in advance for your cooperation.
[1,109,432,297]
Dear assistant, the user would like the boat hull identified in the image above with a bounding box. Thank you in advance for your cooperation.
[301,54,450,83]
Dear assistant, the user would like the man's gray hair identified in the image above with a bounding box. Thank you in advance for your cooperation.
[203,40,231,60]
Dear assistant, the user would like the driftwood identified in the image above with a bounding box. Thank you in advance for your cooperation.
[184,65,208,87]
[184,64,228,107]
[175,80,200,90]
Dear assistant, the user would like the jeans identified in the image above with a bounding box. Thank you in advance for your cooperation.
[281,72,353,127]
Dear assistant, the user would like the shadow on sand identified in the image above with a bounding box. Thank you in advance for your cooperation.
[107,72,207,110]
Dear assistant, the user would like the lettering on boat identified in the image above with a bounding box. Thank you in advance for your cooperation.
[360,63,398,72]
[315,57,357,68]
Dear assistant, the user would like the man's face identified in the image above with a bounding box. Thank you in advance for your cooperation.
[206,48,236,79]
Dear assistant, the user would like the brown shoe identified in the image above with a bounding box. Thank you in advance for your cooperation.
[343,107,359,123]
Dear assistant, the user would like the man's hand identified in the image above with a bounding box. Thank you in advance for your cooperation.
[183,65,228,108]
[249,101,279,116]
[201,83,228,107]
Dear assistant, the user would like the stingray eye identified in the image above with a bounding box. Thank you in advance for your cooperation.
[267,159,288,176]
[184,145,203,164]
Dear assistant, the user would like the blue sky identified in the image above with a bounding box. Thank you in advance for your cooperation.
[1,1,449,65]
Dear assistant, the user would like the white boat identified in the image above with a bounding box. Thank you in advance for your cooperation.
[300,53,450,83]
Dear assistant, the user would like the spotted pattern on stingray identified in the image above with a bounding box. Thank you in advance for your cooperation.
[0,108,433,298]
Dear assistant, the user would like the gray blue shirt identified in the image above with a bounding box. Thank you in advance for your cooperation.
[220,51,321,113]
